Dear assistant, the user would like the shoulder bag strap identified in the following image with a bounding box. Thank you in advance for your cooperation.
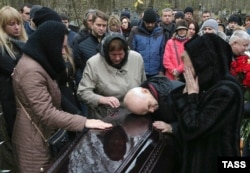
[173,40,180,66]
[16,97,48,145]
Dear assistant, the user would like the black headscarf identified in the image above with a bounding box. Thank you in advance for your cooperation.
[184,34,233,91]
[100,33,128,69]
[23,21,67,79]
[32,7,61,27]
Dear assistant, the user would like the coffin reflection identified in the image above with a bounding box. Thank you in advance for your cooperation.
[45,109,177,173]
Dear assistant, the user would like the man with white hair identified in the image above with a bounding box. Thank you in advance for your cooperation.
[229,29,250,57]
[229,29,250,157]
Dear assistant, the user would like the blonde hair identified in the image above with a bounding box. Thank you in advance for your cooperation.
[63,45,76,74]
[0,6,28,59]
[108,15,121,26]
[108,15,121,32]
[229,30,250,45]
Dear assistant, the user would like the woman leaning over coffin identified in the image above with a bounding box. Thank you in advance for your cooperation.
[11,21,112,173]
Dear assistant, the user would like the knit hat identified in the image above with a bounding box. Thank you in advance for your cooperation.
[228,15,240,24]
[33,7,61,27]
[184,7,193,14]
[175,19,188,31]
[30,5,42,19]
[120,10,130,19]
[175,11,184,19]
[200,19,218,32]
[143,8,157,23]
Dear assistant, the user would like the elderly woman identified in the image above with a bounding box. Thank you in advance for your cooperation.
[12,21,112,173]
[77,33,146,119]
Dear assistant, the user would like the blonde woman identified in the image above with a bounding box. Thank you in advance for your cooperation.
[58,43,83,115]
[0,6,28,137]
[108,15,122,34]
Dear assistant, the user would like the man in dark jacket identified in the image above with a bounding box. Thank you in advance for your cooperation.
[124,75,183,133]
[128,8,165,79]
[72,10,108,86]
[159,8,176,45]
[124,75,184,173]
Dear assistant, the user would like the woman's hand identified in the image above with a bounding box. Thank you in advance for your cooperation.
[183,66,199,94]
[85,119,113,129]
[152,121,172,133]
[99,96,120,108]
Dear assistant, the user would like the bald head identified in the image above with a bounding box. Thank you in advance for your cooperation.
[124,87,158,115]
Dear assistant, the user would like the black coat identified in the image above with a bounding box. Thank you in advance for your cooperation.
[141,75,184,134]
[72,33,104,85]
[0,38,25,137]
[174,34,244,173]
[160,22,176,45]
[174,76,243,173]
[140,75,184,173]
[57,60,82,115]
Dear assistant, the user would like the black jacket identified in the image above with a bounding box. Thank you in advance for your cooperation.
[140,75,184,173]
[72,33,104,85]
[141,75,184,135]
[0,38,25,137]
[160,22,176,45]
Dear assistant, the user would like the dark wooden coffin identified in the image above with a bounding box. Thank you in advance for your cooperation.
[45,109,178,173]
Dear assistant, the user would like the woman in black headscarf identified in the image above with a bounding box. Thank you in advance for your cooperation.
[174,34,244,173]
[11,21,112,173]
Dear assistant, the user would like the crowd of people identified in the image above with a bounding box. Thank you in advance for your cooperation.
[0,3,250,173]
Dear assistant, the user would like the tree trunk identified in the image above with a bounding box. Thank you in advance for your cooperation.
[148,0,154,8]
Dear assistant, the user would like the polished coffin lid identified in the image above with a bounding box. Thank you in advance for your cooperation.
[45,109,177,173]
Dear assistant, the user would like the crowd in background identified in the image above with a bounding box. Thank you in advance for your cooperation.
[0,2,250,173]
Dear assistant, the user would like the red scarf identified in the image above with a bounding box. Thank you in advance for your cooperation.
[148,83,159,100]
